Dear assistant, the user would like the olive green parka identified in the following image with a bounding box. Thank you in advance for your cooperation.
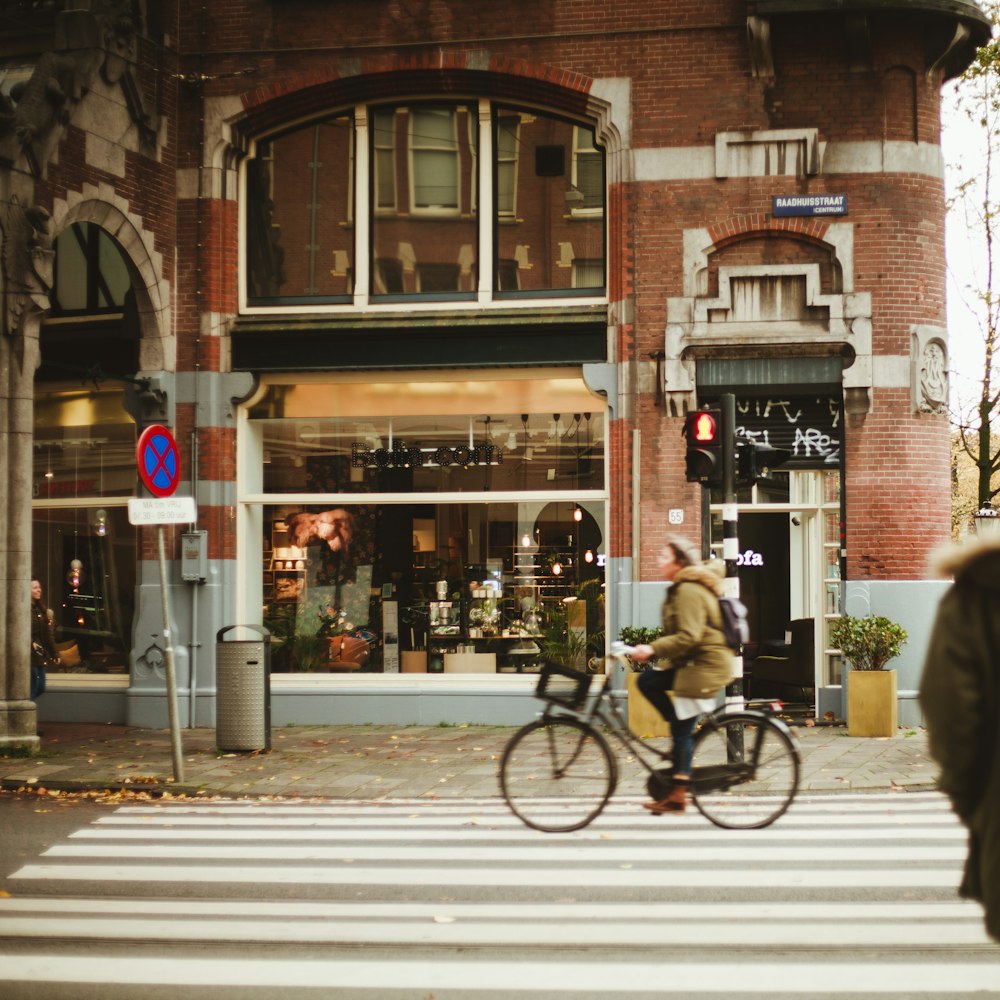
[648,561,734,699]
[919,536,1000,943]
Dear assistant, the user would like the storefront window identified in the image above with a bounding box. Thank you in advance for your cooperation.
[246,372,607,675]
[31,388,138,673]
[247,376,605,494]
[262,500,605,674]
[31,506,136,674]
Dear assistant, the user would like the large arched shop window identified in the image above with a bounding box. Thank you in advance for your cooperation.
[245,102,606,305]
[32,224,140,675]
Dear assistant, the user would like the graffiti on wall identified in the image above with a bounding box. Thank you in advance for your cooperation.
[733,396,841,467]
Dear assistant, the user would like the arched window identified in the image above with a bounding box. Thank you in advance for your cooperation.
[245,101,605,307]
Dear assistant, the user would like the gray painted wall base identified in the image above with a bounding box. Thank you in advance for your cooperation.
[817,685,842,721]
[270,676,544,727]
[843,579,949,729]
[38,688,128,724]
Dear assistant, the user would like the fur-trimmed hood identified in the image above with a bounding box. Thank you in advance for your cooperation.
[672,559,725,597]
[931,536,1000,592]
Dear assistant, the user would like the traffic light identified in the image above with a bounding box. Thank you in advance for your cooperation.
[736,440,792,486]
[683,408,723,485]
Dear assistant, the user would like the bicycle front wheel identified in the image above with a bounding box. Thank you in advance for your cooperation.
[499,717,617,833]
[690,713,799,830]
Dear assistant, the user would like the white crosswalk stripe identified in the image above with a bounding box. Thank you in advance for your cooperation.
[1,790,998,998]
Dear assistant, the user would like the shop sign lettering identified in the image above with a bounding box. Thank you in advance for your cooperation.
[737,548,764,567]
[352,441,504,469]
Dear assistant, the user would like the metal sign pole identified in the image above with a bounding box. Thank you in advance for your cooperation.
[133,425,188,784]
[157,524,185,783]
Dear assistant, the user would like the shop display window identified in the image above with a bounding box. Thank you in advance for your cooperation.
[31,504,136,674]
[31,387,138,674]
[248,375,606,495]
[260,501,605,675]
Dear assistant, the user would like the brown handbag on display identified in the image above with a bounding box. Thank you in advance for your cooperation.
[327,635,370,668]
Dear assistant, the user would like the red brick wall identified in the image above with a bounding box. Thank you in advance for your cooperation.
[167,1,958,581]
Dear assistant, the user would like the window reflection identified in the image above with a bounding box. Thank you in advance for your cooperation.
[371,103,477,298]
[494,108,604,295]
[247,113,354,302]
[33,389,137,499]
[244,102,606,304]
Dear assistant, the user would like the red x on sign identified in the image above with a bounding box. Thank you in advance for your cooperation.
[136,424,181,498]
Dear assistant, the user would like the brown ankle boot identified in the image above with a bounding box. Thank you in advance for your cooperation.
[642,779,688,814]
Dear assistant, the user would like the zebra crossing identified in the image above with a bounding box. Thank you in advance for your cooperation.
[1,790,998,997]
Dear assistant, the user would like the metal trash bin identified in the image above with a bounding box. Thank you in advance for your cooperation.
[216,624,271,751]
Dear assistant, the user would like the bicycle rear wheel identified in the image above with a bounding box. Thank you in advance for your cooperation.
[499,717,617,833]
[690,713,799,830]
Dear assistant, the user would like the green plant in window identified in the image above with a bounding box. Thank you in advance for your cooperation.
[291,634,331,673]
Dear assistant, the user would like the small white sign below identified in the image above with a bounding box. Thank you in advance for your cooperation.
[668,508,684,525]
[128,496,197,525]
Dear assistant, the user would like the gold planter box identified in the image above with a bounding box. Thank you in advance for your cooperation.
[847,668,898,737]
[626,671,672,738]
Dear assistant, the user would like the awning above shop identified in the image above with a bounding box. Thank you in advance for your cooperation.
[231,306,608,372]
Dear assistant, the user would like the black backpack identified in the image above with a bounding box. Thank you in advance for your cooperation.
[718,596,750,651]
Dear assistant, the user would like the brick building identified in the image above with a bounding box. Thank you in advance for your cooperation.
[0,0,988,741]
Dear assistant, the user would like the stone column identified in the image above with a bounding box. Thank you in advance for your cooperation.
[0,194,53,747]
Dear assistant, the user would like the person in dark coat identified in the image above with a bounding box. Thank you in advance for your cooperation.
[30,577,59,700]
[919,535,1000,943]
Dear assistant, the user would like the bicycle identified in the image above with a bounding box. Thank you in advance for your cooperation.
[499,652,801,833]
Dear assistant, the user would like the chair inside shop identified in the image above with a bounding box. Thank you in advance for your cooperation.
[745,617,815,707]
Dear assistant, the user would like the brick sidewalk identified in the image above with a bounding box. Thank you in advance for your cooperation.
[0,720,938,800]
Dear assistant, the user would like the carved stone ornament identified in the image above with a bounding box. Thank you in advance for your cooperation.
[135,641,165,681]
[914,333,949,415]
[0,2,157,175]
[1,195,53,339]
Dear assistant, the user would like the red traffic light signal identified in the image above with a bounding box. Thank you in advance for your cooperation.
[683,408,723,484]
[691,411,718,443]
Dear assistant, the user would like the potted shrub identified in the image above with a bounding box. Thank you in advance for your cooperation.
[830,614,908,737]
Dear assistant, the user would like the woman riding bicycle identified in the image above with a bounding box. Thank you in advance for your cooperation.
[628,537,734,814]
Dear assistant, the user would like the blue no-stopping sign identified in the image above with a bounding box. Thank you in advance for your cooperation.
[136,424,181,498]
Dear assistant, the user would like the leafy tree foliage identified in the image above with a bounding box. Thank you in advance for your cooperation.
[949,3,1000,514]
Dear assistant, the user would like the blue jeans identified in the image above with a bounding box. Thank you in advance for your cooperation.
[31,664,46,700]
[637,669,697,774]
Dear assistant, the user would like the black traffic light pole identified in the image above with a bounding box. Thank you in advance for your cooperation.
[720,393,745,712]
